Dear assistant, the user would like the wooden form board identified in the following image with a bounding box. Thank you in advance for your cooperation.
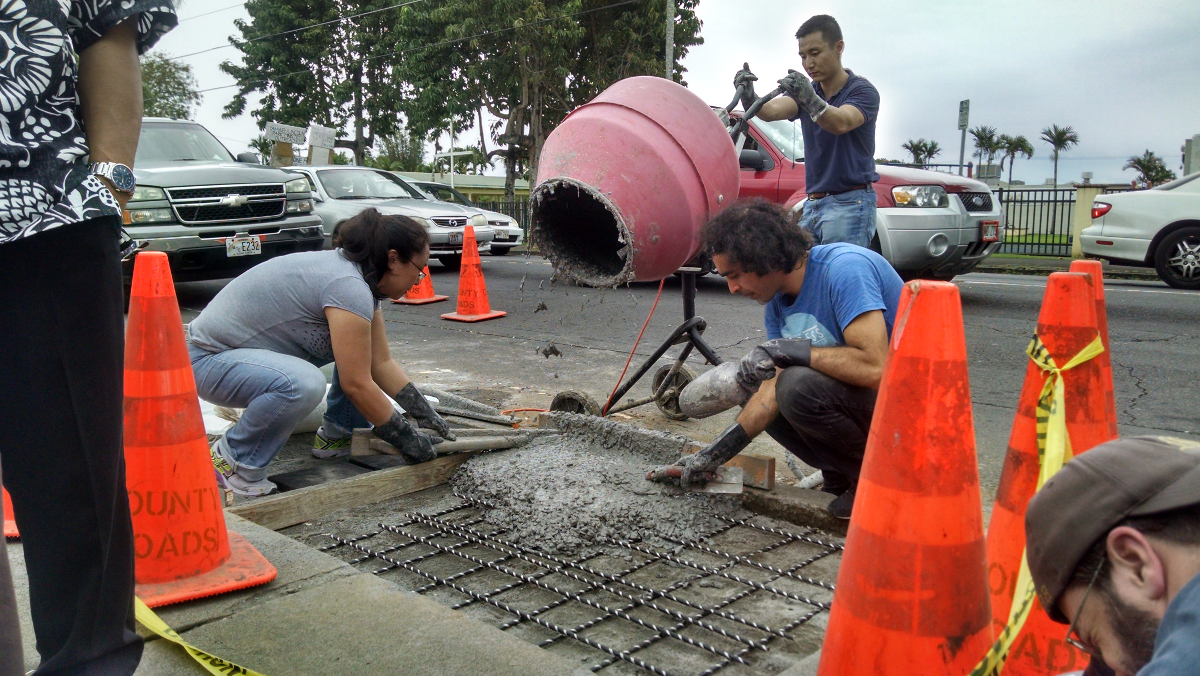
[228,452,477,531]
[684,444,775,491]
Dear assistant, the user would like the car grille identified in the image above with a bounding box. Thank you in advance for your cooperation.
[165,183,287,226]
[959,192,993,212]
[166,184,284,200]
[432,217,468,228]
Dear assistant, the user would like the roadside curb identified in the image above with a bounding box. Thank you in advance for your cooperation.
[972,264,1161,281]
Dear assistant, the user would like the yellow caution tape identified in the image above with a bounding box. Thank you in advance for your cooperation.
[135,597,268,676]
[969,333,1105,676]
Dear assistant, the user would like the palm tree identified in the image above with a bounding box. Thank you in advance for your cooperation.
[924,140,942,164]
[970,125,998,171]
[902,138,927,166]
[1124,150,1177,188]
[1040,124,1080,186]
[999,134,1035,184]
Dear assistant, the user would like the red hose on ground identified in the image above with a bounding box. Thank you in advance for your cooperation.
[602,279,666,415]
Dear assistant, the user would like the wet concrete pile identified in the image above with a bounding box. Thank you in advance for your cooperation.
[451,413,749,556]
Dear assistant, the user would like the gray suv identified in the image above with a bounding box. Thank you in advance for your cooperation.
[123,118,325,281]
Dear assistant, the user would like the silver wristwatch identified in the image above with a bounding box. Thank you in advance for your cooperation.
[89,162,136,194]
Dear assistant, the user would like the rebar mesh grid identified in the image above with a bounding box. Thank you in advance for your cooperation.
[314,496,843,676]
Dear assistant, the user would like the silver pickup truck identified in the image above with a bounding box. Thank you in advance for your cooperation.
[122,118,326,282]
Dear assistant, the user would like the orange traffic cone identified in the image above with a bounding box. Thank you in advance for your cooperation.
[2,488,16,539]
[1069,260,1119,439]
[985,272,1115,675]
[392,265,448,305]
[817,281,993,676]
[441,226,506,322]
[124,252,276,607]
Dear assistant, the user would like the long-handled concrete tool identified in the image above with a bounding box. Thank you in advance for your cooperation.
[644,465,744,494]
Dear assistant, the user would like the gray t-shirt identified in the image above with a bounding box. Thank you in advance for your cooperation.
[188,250,378,365]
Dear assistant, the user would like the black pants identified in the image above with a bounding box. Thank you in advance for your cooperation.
[765,366,877,493]
[0,218,142,674]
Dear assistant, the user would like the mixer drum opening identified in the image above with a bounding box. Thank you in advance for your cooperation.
[531,178,633,288]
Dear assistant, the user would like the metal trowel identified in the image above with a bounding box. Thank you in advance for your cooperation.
[645,465,744,494]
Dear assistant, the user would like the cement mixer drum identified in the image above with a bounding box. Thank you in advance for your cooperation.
[531,77,740,287]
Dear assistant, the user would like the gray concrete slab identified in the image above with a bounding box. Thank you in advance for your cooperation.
[10,511,587,674]
[137,574,588,676]
[778,649,821,676]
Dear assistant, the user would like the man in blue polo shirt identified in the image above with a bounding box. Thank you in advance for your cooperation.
[648,199,903,519]
[736,15,880,248]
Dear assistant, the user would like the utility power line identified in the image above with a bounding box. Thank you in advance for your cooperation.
[178,2,245,23]
[171,0,427,61]
[195,0,643,94]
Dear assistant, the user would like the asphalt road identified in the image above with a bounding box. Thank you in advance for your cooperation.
[175,253,1200,509]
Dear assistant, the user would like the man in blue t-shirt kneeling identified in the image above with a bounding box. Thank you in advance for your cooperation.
[651,199,903,519]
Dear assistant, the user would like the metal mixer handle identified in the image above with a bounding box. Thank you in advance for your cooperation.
[728,86,784,142]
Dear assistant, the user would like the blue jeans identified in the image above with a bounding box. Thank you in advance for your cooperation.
[322,366,371,437]
[800,187,877,248]
[189,344,330,481]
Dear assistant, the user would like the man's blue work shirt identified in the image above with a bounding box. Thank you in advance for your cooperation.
[764,243,903,346]
[1138,571,1200,675]
[796,70,881,195]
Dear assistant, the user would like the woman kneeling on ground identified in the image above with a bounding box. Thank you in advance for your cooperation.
[187,208,454,497]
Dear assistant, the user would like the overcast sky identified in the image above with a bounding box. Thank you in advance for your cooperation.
[159,0,1200,185]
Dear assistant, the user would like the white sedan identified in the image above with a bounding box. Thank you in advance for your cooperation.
[1083,172,1200,289]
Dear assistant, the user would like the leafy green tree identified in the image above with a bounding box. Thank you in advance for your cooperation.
[1040,124,1080,186]
[142,52,201,120]
[901,138,940,166]
[923,139,941,163]
[367,130,432,172]
[998,134,1034,184]
[1124,150,1176,188]
[220,0,405,164]
[431,146,492,175]
[393,0,702,198]
[248,135,273,160]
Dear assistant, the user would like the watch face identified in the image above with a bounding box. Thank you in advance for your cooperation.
[110,164,135,192]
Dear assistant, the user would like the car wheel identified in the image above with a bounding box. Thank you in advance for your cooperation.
[437,254,462,270]
[489,246,510,256]
[1154,226,1200,290]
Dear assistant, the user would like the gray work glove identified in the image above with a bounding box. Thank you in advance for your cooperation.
[394,382,456,441]
[778,70,829,121]
[647,423,752,488]
[735,338,812,392]
[733,62,758,111]
[373,410,438,464]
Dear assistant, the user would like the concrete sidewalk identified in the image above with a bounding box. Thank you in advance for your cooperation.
[8,511,587,675]
[953,255,1159,281]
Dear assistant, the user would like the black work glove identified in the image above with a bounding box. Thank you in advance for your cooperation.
[393,382,456,441]
[733,62,758,111]
[373,410,437,464]
[777,70,829,121]
[647,423,752,488]
[735,338,812,392]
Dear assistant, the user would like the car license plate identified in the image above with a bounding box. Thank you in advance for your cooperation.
[981,220,999,242]
[449,233,462,244]
[494,232,509,241]
[226,235,262,257]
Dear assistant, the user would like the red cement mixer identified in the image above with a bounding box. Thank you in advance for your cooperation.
[531,76,740,287]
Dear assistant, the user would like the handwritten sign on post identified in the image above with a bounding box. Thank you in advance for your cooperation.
[265,122,307,145]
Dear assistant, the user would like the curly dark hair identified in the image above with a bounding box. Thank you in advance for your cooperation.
[336,208,430,299]
[702,198,813,276]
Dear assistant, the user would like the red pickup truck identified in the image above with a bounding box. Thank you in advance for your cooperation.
[731,113,1003,280]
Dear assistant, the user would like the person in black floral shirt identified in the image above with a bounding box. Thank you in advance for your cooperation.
[0,0,175,673]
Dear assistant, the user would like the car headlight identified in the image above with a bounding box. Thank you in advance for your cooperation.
[469,213,487,227]
[286,199,313,213]
[892,185,948,208]
[285,177,313,194]
[125,208,173,224]
[130,186,165,202]
[413,217,436,229]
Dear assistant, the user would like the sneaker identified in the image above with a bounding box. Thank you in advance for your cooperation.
[827,488,856,520]
[313,426,352,459]
[211,444,277,497]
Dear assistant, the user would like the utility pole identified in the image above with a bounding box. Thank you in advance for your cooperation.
[957,99,970,176]
[664,0,675,80]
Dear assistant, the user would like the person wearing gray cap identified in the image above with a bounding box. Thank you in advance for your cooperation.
[1025,436,1200,676]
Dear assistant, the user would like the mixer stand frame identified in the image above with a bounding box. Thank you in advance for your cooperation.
[600,268,724,418]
